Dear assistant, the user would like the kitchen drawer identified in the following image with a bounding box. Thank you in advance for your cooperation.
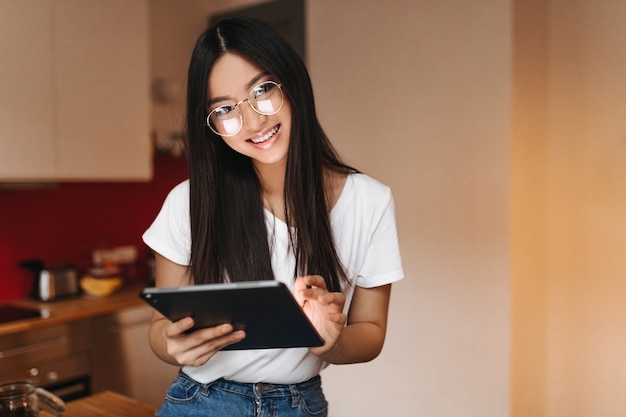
[0,351,90,386]
[0,320,91,373]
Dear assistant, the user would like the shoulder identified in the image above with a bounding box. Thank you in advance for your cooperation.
[167,179,190,197]
[333,173,395,220]
[163,180,190,204]
[156,180,190,217]
[346,173,393,202]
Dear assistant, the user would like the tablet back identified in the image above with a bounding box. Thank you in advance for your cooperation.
[139,281,324,350]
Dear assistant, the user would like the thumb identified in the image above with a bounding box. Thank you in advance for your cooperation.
[292,277,307,307]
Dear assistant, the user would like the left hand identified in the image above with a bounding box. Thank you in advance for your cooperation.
[293,275,347,357]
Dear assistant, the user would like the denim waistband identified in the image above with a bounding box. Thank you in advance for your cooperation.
[178,370,322,399]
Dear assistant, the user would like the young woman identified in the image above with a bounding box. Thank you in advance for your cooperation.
[143,18,403,417]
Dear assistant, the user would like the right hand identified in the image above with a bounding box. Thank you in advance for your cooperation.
[162,317,246,367]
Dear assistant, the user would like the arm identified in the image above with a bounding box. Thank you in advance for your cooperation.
[148,253,245,366]
[323,283,391,364]
[294,275,392,364]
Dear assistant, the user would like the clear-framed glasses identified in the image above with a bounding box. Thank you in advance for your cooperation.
[206,81,284,137]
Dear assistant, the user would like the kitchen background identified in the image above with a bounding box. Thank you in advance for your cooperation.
[0,155,186,300]
[1,0,625,417]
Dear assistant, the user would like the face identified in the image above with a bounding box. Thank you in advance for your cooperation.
[207,52,292,169]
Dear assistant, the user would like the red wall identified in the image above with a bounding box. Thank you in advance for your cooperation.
[0,155,187,302]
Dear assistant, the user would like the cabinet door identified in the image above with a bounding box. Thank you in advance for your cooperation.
[54,0,151,180]
[90,306,177,407]
[0,1,56,179]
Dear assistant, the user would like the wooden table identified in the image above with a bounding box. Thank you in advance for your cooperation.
[41,390,157,417]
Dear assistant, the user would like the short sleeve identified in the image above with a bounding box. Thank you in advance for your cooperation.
[355,187,404,288]
[142,180,191,266]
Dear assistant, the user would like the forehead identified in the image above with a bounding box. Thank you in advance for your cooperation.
[208,52,265,99]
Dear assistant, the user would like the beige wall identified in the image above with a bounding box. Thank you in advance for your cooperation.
[150,1,626,416]
[512,0,626,416]
[308,1,511,416]
[511,0,549,415]
[545,0,626,415]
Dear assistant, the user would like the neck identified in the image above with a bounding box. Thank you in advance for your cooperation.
[254,160,286,215]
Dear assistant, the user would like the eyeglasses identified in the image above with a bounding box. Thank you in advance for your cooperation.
[206,81,284,137]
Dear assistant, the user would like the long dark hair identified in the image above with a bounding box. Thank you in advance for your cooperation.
[185,18,354,292]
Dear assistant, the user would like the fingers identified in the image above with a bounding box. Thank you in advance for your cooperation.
[173,329,245,366]
[294,275,325,295]
[328,311,348,326]
[164,319,245,366]
[294,275,328,308]
[295,275,329,298]
[295,275,346,310]
[293,277,308,306]
[309,287,346,310]
[163,316,195,337]
[319,291,345,306]
[301,275,327,289]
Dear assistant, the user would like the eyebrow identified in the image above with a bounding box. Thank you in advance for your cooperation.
[207,72,271,107]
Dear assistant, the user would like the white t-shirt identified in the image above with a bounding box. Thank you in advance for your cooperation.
[142,173,404,384]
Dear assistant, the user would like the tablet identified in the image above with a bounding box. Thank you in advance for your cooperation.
[139,281,324,350]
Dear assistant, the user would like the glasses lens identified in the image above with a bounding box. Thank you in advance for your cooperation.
[208,105,241,136]
[206,82,283,137]
[249,82,283,115]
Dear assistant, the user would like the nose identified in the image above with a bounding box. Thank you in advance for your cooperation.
[239,100,266,132]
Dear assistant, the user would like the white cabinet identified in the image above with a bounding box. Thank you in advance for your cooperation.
[0,2,56,178]
[90,305,177,407]
[0,0,151,182]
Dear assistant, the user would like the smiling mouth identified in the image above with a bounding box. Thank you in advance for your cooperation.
[248,124,280,144]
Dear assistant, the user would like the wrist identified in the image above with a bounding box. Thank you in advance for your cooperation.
[312,335,344,363]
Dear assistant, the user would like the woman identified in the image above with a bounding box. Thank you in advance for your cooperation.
[143,18,403,417]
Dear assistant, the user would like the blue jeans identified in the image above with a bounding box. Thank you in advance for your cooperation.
[156,371,328,417]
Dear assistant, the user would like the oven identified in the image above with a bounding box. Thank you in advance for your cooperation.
[41,375,91,402]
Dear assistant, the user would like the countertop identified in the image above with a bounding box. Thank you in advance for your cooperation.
[41,390,157,417]
[0,283,148,337]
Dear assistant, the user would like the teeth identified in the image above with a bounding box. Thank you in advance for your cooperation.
[250,125,279,144]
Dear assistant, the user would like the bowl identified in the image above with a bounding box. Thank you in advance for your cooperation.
[80,276,123,297]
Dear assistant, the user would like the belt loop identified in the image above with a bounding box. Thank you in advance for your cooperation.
[201,380,214,397]
[289,383,300,407]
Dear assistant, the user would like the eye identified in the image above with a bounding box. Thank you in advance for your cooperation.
[251,82,276,99]
[212,105,236,119]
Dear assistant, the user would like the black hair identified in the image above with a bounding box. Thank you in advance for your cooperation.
[185,18,355,292]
